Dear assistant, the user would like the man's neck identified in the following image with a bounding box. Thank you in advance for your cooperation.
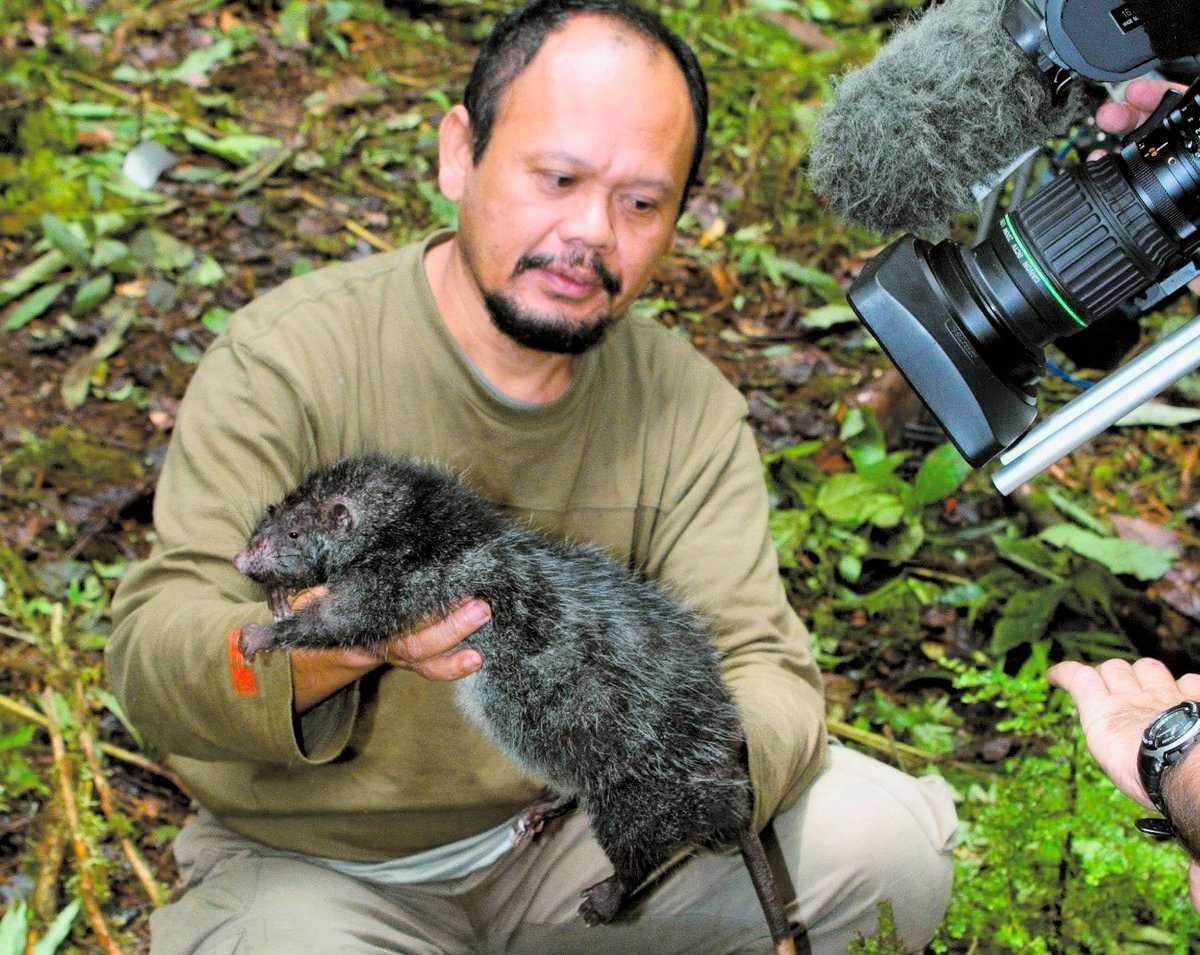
[424,238,578,405]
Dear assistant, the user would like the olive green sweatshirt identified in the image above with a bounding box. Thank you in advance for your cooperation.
[106,232,826,862]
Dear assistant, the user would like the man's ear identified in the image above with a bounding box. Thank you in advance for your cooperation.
[438,104,474,203]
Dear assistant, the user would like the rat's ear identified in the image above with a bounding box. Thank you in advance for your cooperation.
[329,497,356,533]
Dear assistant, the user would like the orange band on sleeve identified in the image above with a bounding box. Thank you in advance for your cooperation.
[228,628,260,697]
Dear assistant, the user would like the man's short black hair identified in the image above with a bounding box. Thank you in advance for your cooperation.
[462,0,708,213]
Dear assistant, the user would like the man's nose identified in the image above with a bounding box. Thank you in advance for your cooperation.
[560,190,616,254]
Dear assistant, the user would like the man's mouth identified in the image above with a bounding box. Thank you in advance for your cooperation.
[539,267,602,299]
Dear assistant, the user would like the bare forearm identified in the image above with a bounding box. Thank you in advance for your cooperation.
[291,649,380,714]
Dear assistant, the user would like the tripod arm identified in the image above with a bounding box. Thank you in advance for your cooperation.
[992,315,1200,494]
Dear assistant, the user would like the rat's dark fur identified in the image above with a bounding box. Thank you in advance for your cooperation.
[234,453,794,949]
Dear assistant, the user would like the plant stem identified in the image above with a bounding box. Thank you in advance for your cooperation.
[41,688,124,955]
[826,718,995,779]
[77,685,166,907]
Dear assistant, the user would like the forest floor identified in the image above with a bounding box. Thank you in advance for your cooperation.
[2,1,1200,951]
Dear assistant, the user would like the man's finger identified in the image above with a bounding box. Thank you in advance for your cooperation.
[1179,673,1200,699]
[391,600,491,663]
[1048,660,1106,701]
[415,648,483,682]
[1132,656,1179,692]
[1124,77,1187,113]
[1097,657,1141,695]
[1096,100,1142,135]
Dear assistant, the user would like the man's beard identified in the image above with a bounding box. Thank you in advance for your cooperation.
[483,251,623,356]
[484,292,616,355]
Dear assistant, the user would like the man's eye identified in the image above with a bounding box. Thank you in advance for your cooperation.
[629,197,657,214]
[543,172,573,189]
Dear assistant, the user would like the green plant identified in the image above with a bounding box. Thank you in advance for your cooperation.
[934,646,1200,951]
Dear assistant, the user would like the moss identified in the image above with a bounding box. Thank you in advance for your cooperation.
[1,426,145,498]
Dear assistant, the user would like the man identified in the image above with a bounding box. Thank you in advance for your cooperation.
[107,2,956,951]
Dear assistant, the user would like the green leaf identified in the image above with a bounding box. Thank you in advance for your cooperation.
[31,900,80,955]
[40,213,90,268]
[62,306,135,408]
[914,443,970,506]
[992,582,1069,655]
[1115,402,1200,427]
[801,304,857,330]
[0,250,68,305]
[182,127,283,166]
[841,407,887,473]
[4,281,66,331]
[94,689,144,750]
[838,553,862,582]
[129,228,196,272]
[70,273,114,316]
[762,254,843,301]
[187,255,225,286]
[762,440,822,465]
[0,901,28,955]
[816,473,904,528]
[1046,487,1110,535]
[1040,524,1176,581]
[280,0,310,46]
[0,725,36,752]
[171,341,203,364]
[91,239,129,269]
[163,38,236,83]
[201,306,233,335]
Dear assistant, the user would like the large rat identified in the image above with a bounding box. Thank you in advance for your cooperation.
[234,453,796,955]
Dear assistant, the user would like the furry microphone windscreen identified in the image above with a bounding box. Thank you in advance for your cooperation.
[807,0,1089,239]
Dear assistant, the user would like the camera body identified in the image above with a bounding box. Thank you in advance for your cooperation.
[1007,0,1175,83]
[847,1,1200,467]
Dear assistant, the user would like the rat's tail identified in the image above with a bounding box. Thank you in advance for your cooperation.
[737,824,796,955]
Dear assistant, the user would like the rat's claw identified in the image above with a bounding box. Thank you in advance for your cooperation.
[238,623,276,661]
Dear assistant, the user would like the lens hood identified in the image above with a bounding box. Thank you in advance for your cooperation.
[848,236,1038,465]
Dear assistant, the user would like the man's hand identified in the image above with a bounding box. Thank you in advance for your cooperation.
[1048,657,1200,809]
[1051,657,1200,914]
[1093,79,1200,295]
[290,589,489,713]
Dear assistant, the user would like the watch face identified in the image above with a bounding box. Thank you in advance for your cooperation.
[1146,703,1200,748]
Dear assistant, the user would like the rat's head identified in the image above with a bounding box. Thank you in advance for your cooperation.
[234,465,376,587]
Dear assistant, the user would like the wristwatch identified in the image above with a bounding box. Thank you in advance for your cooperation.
[1135,700,1200,841]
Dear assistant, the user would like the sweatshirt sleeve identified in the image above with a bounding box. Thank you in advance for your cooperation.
[105,338,360,766]
[644,413,827,831]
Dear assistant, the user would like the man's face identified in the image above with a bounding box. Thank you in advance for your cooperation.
[445,16,695,354]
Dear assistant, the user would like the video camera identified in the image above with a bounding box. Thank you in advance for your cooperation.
[845,0,1200,493]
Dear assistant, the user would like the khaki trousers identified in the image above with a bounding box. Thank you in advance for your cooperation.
[151,746,956,954]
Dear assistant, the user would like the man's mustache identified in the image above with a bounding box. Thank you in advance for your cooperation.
[514,251,621,297]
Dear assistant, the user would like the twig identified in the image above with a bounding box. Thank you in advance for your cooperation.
[60,69,223,138]
[76,685,167,907]
[0,622,38,644]
[40,688,124,955]
[0,692,188,793]
[80,725,167,906]
[32,794,66,921]
[826,718,996,780]
[296,188,395,252]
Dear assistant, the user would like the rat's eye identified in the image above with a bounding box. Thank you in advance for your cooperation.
[288,531,300,540]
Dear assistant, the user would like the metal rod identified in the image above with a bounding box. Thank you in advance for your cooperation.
[993,316,1200,494]
[997,316,1200,466]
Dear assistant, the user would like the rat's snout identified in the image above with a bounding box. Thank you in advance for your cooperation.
[234,539,274,580]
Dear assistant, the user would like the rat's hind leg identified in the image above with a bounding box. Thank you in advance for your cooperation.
[514,789,578,849]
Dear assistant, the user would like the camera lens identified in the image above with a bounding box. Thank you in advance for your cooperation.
[848,80,1200,465]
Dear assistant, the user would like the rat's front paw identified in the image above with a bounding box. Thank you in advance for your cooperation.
[238,623,278,661]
